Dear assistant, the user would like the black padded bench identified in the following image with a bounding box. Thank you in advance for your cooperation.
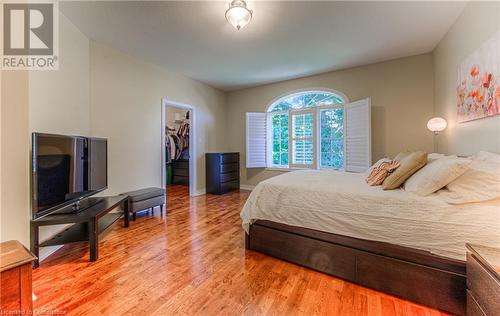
[121,187,165,220]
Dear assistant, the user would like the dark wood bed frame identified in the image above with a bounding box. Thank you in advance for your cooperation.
[245,220,466,315]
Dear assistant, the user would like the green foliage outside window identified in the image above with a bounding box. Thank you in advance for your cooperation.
[271,113,289,166]
[320,108,344,169]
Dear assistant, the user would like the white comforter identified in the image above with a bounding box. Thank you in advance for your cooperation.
[240,170,500,260]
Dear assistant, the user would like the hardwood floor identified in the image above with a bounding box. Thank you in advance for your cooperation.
[33,185,449,316]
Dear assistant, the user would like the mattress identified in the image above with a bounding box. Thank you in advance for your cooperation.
[240,169,500,261]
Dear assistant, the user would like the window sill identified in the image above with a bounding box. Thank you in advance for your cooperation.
[265,167,344,172]
[265,167,315,172]
[265,167,293,172]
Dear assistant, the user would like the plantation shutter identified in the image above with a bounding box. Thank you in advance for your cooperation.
[246,112,267,168]
[344,98,371,173]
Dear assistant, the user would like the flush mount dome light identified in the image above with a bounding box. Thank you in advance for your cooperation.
[225,0,253,30]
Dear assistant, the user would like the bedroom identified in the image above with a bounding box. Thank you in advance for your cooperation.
[0,1,499,315]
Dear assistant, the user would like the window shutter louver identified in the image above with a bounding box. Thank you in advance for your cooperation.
[345,98,371,173]
[246,112,267,168]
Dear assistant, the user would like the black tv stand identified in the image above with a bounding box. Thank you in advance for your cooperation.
[30,195,129,268]
[55,197,105,215]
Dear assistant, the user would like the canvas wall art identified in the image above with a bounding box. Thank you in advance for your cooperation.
[457,30,500,122]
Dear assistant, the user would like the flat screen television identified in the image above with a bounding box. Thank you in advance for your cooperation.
[31,133,108,219]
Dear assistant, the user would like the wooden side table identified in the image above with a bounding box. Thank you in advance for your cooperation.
[466,243,500,316]
[0,240,37,313]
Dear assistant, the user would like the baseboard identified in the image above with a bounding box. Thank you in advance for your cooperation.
[193,188,206,196]
[37,224,74,263]
[39,245,63,262]
[240,184,255,191]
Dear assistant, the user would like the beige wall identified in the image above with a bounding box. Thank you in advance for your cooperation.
[90,42,227,195]
[226,54,434,186]
[434,2,500,156]
[28,13,91,256]
[30,14,90,136]
[1,70,30,246]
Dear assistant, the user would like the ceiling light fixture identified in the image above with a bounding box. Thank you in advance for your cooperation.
[225,0,253,30]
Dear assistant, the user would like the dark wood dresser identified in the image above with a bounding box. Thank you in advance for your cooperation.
[0,240,37,313]
[466,243,500,316]
[206,152,240,195]
[172,159,189,186]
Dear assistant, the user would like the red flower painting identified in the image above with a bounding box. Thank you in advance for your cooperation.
[457,32,500,122]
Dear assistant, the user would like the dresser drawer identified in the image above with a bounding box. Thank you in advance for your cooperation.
[221,154,239,164]
[220,180,239,193]
[172,160,189,169]
[220,163,239,174]
[467,290,487,316]
[221,172,239,183]
[467,252,500,316]
[173,168,189,177]
[206,153,240,195]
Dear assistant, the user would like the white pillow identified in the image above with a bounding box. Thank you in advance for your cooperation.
[474,151,500,163]
[428,153,446,162]
[438,157,500,204]
[404,157,471,196]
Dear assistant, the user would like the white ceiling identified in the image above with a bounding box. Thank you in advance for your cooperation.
[60,1,466,91]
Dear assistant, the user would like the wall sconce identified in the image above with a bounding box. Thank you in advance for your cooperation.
[427,117,447,135]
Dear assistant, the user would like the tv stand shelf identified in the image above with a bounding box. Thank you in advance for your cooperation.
[31,195,129,268]
[39,213,122,247]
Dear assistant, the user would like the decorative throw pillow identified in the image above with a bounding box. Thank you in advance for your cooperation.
[365,158,391,176]
[366,160,400,186]
[404,157,471,196]
[382,151,428,190]
[394,151,411,162]
[438,157,500,204]
[427,153,446,162]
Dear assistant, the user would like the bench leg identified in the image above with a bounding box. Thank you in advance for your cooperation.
[133,212,136,221]
[123,199,129,228]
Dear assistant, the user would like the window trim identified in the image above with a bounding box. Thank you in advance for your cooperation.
[265,88,349,112]
[289,108,316,169]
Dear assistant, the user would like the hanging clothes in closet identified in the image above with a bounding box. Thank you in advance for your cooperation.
[166,129,180,163]
[177,121,189,159]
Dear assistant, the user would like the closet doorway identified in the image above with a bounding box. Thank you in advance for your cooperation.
[161,99,196,197]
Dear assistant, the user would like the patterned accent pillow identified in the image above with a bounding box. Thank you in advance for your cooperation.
[366,160,401,186]
[365,158,391,176]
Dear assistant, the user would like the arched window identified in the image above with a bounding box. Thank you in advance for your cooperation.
[268,90,346,112]
[245,90,370,172]
[267,90,347,169]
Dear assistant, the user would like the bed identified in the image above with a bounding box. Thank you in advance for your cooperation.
[240,169,500,315]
